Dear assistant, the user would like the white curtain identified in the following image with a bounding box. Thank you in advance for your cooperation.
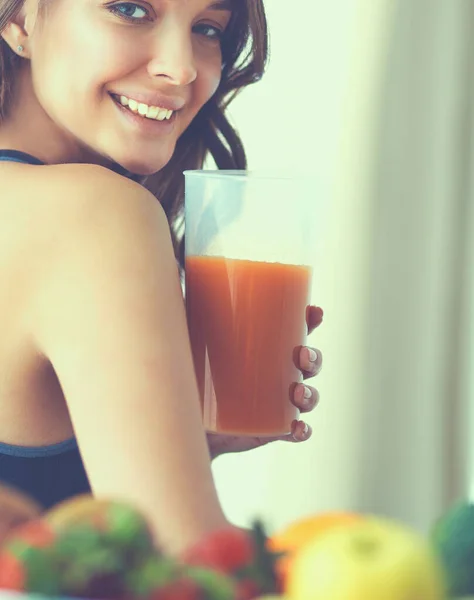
[212,0,474,535]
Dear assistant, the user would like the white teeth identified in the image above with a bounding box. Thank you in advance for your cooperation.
[157,108,168,121]
[138,103,148,116]
[115,94,175,121]
[146,106,160,119]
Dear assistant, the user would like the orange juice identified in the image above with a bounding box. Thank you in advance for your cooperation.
[185,255,313,436]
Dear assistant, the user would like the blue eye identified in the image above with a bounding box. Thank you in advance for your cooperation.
[193,23,224,42]
[108,2,150,22]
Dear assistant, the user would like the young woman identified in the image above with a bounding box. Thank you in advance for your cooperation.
[0,0,323,555]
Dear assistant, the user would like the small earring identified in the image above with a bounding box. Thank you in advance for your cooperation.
[17,45,24,53]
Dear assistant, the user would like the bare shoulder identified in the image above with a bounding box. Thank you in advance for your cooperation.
[17,162,172,276]
[30,162,180,354]
[30,163,165,229]
[27,163,177,335]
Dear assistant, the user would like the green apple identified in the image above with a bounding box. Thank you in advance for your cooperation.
[286,517,446,600]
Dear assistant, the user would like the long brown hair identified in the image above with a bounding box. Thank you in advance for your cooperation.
[0,0,268,267]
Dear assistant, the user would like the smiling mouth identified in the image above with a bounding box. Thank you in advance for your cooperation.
[110,93,175,122]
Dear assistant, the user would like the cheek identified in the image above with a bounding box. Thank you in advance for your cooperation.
[195,60,222,105]
[32,12,140,112]
[180,56,221,136]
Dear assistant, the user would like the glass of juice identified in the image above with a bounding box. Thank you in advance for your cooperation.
[184,171,314,437]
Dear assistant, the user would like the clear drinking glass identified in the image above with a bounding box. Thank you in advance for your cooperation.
[184,171,314,436]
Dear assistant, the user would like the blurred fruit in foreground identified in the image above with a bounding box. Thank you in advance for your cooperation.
[0,519,57,594]
[0,496,160,597]
[46,496,158,598]
[182,521,280,599]
[431,500,474,597]
[130,560,237,600]
[147,576,201,600]
[46,495,155,562]
[0,494,240,599]
[286,517,445,600]
[268,511,362,585]
[0,485,42,543]
[178,566,237,600]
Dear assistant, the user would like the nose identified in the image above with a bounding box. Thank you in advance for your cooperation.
[147,23,197,86]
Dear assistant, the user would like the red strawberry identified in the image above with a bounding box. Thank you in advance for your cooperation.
[181,527,254,573]
[235,579,260,600]
[5,519,56,548]
[181,521,281,598]
[0,552,25,590]
[148,577,201,600]
[0,519,60,595]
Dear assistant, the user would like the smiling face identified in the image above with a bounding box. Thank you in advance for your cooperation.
[2,0,232,173]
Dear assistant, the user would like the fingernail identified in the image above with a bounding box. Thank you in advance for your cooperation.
[304,386,312,399]
[308,348,317,362]
[302,423,309,436]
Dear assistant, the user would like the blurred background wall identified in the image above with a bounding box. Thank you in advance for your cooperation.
[211,0,474,534]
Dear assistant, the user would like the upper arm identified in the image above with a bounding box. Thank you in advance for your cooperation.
[31,166,226,552]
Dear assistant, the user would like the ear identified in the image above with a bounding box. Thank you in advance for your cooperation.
[1,4,31,58]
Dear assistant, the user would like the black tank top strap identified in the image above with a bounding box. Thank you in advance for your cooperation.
[0,149,142,182]
[0,149,45,165]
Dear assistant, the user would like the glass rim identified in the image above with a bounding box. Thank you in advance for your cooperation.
[183,169,313,181]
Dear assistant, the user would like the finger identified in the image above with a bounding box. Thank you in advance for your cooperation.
[289,419,312,442]
[299,346,322,378]
[269,420,313,443]
[292,383,319,413]
[306,305,324,335]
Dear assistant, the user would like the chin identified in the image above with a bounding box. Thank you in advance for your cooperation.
[116,151,174,178]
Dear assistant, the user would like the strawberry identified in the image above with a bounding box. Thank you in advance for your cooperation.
[0,552,25,590]
[127,554,237,600]
[182,527,254,573]
[181,521,281,599]
[44,496,158,598]
[234,579,260,600]
[148,567,237,600]
[3,519,56,548]
[148,577,201,600]
[0,520,59,595]
[52,524,128,598]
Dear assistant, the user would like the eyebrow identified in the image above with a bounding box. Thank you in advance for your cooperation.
[206,0,232,10]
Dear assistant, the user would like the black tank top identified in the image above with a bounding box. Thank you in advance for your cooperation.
[0,149,91,508]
